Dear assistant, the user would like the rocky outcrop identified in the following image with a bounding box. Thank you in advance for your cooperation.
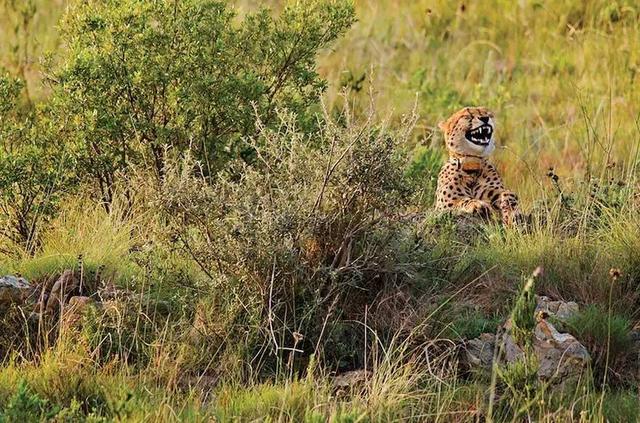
[463,296,590,382]
[535,295,579,321]
[465,333,495,373]
[532,316,590,379]
[333,369,372,394]
[0,275,31,307]
[0,270,111,329]
[46,269,80,314]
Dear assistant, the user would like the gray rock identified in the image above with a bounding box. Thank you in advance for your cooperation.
[535,296,579,321]
[333,369,372,390]
[464,333,495,373]
[0,275,31,306]
[46,270,79,314]
[463,299,590,382]
[501,319,526,363]
[533,318,590,379]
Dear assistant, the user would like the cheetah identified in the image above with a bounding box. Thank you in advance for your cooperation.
[435,107,521,226]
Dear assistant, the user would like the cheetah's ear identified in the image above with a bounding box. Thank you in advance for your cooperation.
[437,120,448,132]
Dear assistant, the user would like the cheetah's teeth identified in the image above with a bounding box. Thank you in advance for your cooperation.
[465,124,493,145]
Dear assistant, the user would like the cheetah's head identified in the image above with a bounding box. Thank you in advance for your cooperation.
[438,107,496,158]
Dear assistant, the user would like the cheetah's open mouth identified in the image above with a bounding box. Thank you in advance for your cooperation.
[465,124,493,146]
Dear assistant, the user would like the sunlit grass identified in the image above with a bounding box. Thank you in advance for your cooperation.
[0,195,142,282]
[0,0,639,421]
[320,0,640,205]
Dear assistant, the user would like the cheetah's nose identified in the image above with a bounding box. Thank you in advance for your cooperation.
[479,116,490,124]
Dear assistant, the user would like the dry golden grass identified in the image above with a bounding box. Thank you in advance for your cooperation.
[1,1,639,421]
[319,0,640,206]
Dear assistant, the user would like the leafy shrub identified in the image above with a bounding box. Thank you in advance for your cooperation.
[493,353,540,422]
[1,381,56,422]
[157,104,430,374]
[0,72,23,115]
[489,271,541,421]
[52,0,355,204]
[599,390,640,423]
[0,380,96,422]
[0,70,76,252]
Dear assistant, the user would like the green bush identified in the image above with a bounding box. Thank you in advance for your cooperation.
[1,381,56,422]
[157,105,431,375]
[508,271,538,347]
[52,0,355,204]
[0,70,76,252]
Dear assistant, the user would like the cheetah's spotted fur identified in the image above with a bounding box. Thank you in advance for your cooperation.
[435,107,521,226]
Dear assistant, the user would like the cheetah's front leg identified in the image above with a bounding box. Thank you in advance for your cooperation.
[498,191,522,226]
[456,198,492,219]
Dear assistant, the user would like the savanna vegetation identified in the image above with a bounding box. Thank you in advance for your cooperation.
[0,0,639,421]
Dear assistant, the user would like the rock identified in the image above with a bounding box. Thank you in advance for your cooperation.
[68,295,95,309]
[333,369,372,391]
[501,321,525,363]
[533,317,590,380]
[630,327,640,355]
[450,213,488,242]
[465,333,496,367]
[535,296,579,321]
[464,333,495,373]
[631,329,640,345]
[0,275,31,306]
[463,299,590,382]
[46,270,79,314]
[422,211,488,245]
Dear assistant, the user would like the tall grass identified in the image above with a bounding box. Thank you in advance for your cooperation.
[321,0,640,203]
[0,0,639,421]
